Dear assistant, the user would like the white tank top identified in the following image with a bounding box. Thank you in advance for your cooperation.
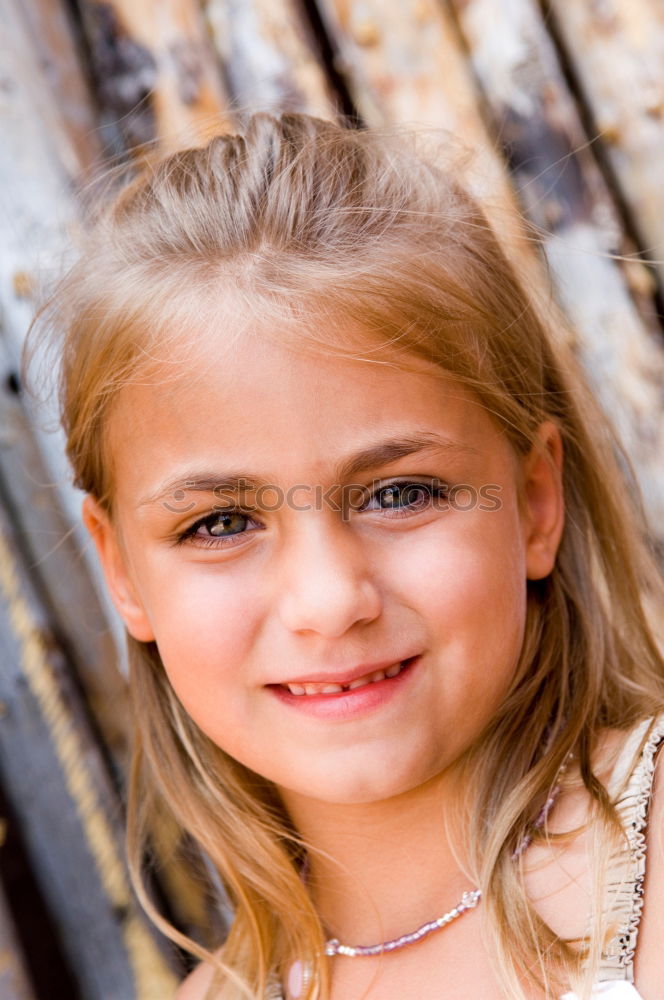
[562,986,642,998]
[561,714,664,999]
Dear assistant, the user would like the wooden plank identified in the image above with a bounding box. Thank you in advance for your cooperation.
[203,0,338,120]
[0,358,217,965]
[546,0,664,292]
[77,0,233,152]
[0,499,179,1000]
[0,0,132,763]
[0,0,106,515]
[449,0,664,533]
[312,0,511,189]
[0,876,36,1000]
[311,0,565,345]
[0,0,219,945]
[10,0,103,175]
[0,0,103,186]
[0,339,132,770]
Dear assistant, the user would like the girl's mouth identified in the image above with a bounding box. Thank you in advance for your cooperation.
[282,658,412,696]
[268,656,420,720]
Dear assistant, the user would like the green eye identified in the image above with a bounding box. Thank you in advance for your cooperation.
[207,512,250,536]
[176,509,262,548]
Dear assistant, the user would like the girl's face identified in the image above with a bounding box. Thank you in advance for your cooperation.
[86,328,563,805]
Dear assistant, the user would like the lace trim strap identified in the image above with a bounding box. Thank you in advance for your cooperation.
[266,978,284,1000]
[597,715,664,981]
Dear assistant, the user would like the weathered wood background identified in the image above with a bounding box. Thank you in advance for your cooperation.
[1,0,664,996]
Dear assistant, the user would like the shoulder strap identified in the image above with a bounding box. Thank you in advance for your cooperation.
[598,715,664,982]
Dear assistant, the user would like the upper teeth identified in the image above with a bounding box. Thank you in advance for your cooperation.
[285,661,405,696]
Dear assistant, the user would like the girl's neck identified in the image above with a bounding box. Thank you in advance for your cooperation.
[280,769,474,944]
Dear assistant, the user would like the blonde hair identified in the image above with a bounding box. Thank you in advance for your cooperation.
[28,112,664,999]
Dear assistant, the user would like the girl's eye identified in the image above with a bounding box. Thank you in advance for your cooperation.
[176,510,261,548]
[365,480,448,515]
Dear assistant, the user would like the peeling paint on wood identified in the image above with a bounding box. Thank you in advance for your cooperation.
[0,0,102,184]
[313,0,570,364]
[11,0,102,173]
[547,0,664,292]
[79,0,233,152]
[316,0,486,133]
[451,0,664,530]
[0,339,132,769]
[204,0,337,119]
[0,0,130,702]
[84,2,159,147]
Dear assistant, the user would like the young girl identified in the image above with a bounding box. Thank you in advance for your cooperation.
[31,112,664,1000]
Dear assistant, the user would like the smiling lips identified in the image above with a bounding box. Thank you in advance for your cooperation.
[280,658,414,696]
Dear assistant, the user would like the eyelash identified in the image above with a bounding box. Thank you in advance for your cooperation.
[174,479,450,549]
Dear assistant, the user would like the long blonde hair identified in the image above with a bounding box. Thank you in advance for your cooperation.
[29,112,664,998]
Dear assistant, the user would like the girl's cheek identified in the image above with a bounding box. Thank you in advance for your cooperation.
[151,571,261,668]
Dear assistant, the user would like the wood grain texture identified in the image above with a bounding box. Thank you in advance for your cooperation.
[314,0,504,164]
[313,0,565,343]
[0,502,178,999]
[78,0,233,152]
[0,0,102,180]
[204,0,337,119]
[547,0,664,291]
[450,0,664,531]
[11,0,103,174]
[1,0,217,960]
[0,339,132,770]
[0,0,131,760]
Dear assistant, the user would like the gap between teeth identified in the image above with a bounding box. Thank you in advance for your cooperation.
[285,662,405,696]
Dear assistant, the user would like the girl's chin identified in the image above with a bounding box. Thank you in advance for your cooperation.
[275,754,445,809]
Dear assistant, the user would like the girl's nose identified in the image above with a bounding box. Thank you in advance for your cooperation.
[277,521,382,638]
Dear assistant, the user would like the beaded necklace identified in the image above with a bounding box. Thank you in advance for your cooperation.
[279,753,572,999]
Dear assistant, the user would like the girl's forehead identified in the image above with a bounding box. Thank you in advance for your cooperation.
[113,331,485,434]
[106,332,510,504]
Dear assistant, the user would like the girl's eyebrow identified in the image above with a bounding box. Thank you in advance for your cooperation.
[138,433,479,508]
[335,433,480,481]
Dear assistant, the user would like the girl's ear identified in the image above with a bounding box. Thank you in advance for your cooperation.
[82,495,155,642]
[521,421,565,581]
